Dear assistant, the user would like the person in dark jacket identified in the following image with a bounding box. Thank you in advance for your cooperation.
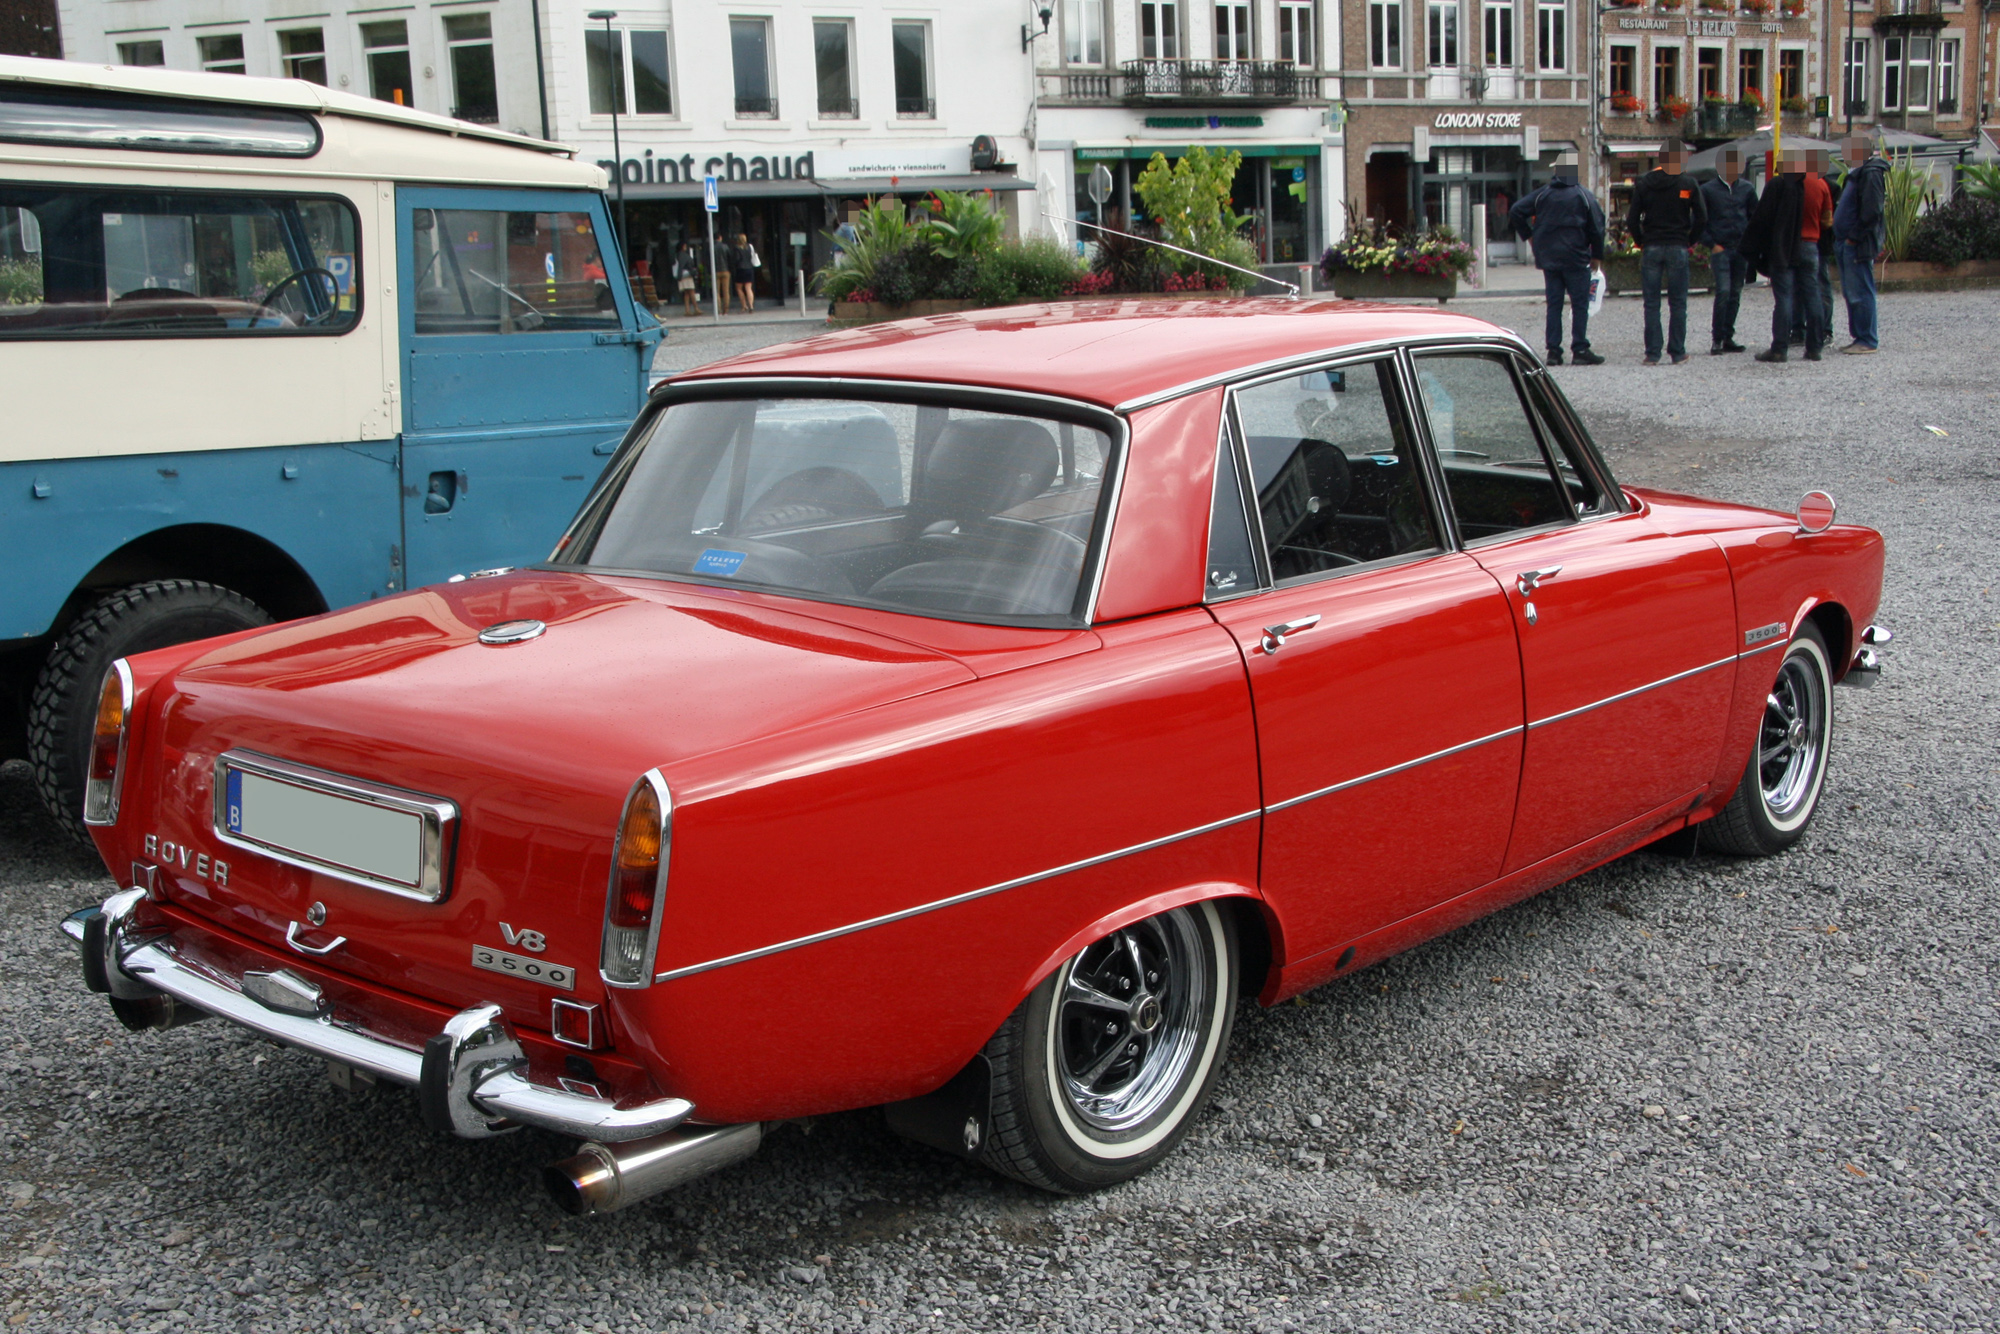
[1508,151,1607,366]
[1626,141,1710,365]
[1738,153,1824,363]
[1699,149,1757,354]
[1833,134,1888,353]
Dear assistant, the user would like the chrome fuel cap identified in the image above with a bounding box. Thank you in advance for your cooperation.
[478,619,546,645]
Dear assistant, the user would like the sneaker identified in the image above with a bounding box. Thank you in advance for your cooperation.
[1571,349,1606,365]
[1755,348,1788,363]
[1545,349,1564,366]
[1840,342,1877,355]
[1721,340,1747,353]
[1670,354,1690,365]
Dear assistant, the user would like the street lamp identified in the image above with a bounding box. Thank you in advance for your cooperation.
[1020,5,1052,52]
[588,10,626,253]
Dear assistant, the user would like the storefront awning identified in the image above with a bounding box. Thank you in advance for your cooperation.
[615,173,1032,202]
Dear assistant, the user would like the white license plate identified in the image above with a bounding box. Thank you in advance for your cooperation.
[226,767,423,888]
[471,945,577,991]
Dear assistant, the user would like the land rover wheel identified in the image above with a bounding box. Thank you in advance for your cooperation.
[28,580,269,845]
[980,900,1237,1194]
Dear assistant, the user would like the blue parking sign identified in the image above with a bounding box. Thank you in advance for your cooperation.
[703,175,719,213]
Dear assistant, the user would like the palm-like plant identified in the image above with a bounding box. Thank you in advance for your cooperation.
[1882,151,1934,262]
[923,190,1006,261]
[814,197,924,301]
[1960,161,2000,204]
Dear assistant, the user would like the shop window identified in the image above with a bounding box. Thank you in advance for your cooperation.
[445,15,499,123]
[1777,47,1803,108]
[1427,1,1457,69]
[1064,0,1105,66]
[1216,3,1251,60]
[279,29,327,85]
[1369,0,1401,69]
[814,20,856,118]
[1535,0,1564,73]
[1141,2,1180,59]
[362,21,414,106]
[410,208,617,334]
[1278,1,1314,65]
[1907,36,1931,111]
[730,17,776,118]
[1608,44,1635,100]
[1937,37,1958,112]
[1881,37,1901,112]
[1697,47,1722,100]
[1483,4,1513,69]
[1738,47,1764,102]
[199,33,247,76]
[1653,46,1680,109]
[892,21,933,118]
[1842,37,1868,114]
[0,183,360,339]
[118,40,164,67]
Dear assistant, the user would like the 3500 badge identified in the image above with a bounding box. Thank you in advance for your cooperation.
[471,945,576,990]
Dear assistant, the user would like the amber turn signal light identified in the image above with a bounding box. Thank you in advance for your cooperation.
[601,772,669,987]
[82,661,133,827]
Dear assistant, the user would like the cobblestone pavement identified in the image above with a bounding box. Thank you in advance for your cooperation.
[2,290,1994,1333]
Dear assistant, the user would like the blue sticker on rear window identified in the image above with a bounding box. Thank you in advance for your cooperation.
[692,549,747,576]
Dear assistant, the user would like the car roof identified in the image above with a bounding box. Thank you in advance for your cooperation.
[675,298,1521,411]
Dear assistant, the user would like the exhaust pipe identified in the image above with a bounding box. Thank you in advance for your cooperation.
[544,1121,762,1216]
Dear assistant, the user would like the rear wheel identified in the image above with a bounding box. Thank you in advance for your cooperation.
[28,580,269,845]
[981,901,1237,1193]
[1704,624,1833,856]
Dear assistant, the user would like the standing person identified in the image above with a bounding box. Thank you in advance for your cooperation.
[672,239,701,317]
[1508,151,1608,366]
[1739,152,1827,362]
[1626,141,1709,365]
[1833,135,1887,354]
[1788,150,1837,348]
[1699,149,1757,354]
[731,232,758,313]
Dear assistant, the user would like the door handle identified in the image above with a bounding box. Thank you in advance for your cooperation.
[1259,615,1321,655]
[1515,565,1562,596]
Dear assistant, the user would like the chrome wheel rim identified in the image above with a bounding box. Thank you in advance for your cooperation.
[1759,649,1828,823]
[1054,910,1208,1135]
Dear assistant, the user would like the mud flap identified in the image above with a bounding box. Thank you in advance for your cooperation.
[883,1054,991,1161]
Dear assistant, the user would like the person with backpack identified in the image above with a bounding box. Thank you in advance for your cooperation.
[1625,140,1710,365]
[1508,150,1608,366]
[1832,135,1888,353]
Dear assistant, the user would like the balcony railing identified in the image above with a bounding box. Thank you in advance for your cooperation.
[894,96,935,118]
[1118,58,1311,104]
[733,95,779,118]
[451,105,499,125]
[816,97,859,119]
[1688,102,1761,136]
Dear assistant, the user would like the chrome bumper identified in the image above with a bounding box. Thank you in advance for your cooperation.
[62,889,693,1143]
[1843,623,1891,689]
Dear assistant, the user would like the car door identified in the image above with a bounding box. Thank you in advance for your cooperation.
[1409,348,1737,874]
[1204,354,1525,967]
[395,187,660,587]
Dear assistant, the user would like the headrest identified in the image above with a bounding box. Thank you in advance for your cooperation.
[917,418,1059,519]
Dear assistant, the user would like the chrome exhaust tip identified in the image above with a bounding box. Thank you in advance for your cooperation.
[544,1121,762,1216]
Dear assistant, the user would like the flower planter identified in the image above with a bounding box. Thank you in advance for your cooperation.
[1602,250,1716,296]
[1329,270,1458,303]
[1876,258,2000,293]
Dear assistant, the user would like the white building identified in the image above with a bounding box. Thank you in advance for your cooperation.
[52,0,1038,299]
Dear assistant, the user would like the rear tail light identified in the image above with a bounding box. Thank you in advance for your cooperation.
[82,660,133,826]
[600,771,669,987]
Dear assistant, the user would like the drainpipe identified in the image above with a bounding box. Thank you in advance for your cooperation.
[529,0,552,141]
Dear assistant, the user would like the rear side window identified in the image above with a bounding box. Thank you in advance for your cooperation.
[0,186,358,338]
[410,208,618,333]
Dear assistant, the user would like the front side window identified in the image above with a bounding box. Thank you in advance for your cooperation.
[1370,0,1402,69]
[1428,2,1457,70]
[814,20,856,117]
[362,21,414,106]
[0,185,358,339]
[200,33,247,75]
[279,29,327,85]
[1278,2,1314,65]
[1141,2,1180,59]
[731,17,776,117]
[1216,3,1252,60]
[564,396,1116,626]
[410,208,617,333]
[118,40,165,67]
[1414,353,1572,541]
[1535,0,1564,72]
[1235,359,1440,582]
[892,21,933,117]
[444,14,499,123]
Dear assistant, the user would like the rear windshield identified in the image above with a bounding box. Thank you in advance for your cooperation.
[557,394,1116,626]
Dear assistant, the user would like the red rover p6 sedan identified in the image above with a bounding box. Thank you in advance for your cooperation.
[63,299,1887,1214]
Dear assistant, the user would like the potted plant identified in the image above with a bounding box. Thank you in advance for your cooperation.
[1698,0,1730,11]
[1600,222,1718,295]
[1320,210,1473,302]
[1780,0,1805,14]
[1780,94,1809,118]
[1742,0,1774,12]
[1656,0,1686,11]
[1610,90,1646,117]
[1657,94,1691,123]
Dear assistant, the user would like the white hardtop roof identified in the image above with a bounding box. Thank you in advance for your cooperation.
[0,54,573,157]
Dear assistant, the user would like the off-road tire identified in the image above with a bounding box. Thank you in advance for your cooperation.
[1703,624,1834,857]
[980,901,1237,1194]
[28,580,269,846]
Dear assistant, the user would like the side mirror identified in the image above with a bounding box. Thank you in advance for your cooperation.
[1796,490,1837,534]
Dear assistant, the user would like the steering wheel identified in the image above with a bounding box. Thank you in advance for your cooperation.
[254,267,342,327]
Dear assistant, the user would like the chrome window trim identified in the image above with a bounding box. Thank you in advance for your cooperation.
[1518,360,1630,516]
[548,375,1130,632]
[1526,652,1738,731]
[1201,407,1268,602]
[600,768,672,990]
[210,749,457,902]
[652,808,1261,984]
[81,658,134,827]
[1115,330,1537,415]
[1406,343,1584,549]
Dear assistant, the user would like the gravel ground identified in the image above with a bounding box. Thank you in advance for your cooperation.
[2,288,1994,1333]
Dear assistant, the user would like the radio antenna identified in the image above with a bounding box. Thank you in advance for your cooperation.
[1043,212,1299,299]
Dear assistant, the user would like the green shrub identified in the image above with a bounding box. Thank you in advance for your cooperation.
[0,256,42,305]
[975,236,1082,303]
[1959,161,2000,204]
[1904,194,2000,265]
[924,190,1006,261]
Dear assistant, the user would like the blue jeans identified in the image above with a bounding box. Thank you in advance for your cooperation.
[1769,240,1825,354]
[1542,265,1592,353]
[1838,239,1879,348]
[1641,245,1689,360]
[1710,250,1749,345]
[1789,245,1833,343]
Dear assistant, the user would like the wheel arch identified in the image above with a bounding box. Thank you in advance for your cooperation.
[64,524,329,631]
[1018,882,1277,1010]
[1798,598,1853,681]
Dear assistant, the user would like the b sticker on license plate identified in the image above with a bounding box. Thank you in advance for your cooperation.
[471,945,577,991]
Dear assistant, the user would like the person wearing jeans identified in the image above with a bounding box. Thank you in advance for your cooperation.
[1767,237,1824,362]
[1625,142,1708,364]
[1833,134,1887,353]
[1640,245,1692,362]
[1508,151,1607,365]
[1699,150,1757,354]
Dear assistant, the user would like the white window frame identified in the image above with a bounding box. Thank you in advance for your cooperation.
[728,14,778,119]
[1653,42,1682,107]
[1776,43,1804,108]
[442,13,499,121]
[198,31,248,75]
[117,38,165,67]
[1937,36,1959,111]
[1842,36,1869,112]
[1608,43,1637,100]
[1369,0,1402,70]
[1535,0,1564,73]
[812,18,857,117]
[1880,36,1902,111]
[1062,0,1106,66]
[890,18,933,119]
[1906,34,1932,111]
[1141,1,1181,59]
[1483,2,1513,69]
[587,22,678,119]
[1278,1,1314,66]
[1215,2,1252,60]
[1427,0,1458,70]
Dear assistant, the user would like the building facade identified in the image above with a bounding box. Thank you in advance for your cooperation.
[1834,0,1980,142]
